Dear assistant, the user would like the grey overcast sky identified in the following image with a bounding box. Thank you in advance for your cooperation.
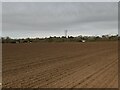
[2,2,118,38]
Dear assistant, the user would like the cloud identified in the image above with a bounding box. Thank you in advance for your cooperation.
[2,2,118,38]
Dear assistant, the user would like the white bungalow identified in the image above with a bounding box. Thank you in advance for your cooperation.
[82,40,86,43]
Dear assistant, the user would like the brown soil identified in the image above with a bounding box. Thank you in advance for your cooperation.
[2,41,118,88]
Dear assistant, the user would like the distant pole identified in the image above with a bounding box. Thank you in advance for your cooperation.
[65,30,68,38]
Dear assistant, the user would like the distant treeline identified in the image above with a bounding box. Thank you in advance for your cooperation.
[1,34,119,43]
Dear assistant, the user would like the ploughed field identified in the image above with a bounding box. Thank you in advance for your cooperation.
[2,41,118,88]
